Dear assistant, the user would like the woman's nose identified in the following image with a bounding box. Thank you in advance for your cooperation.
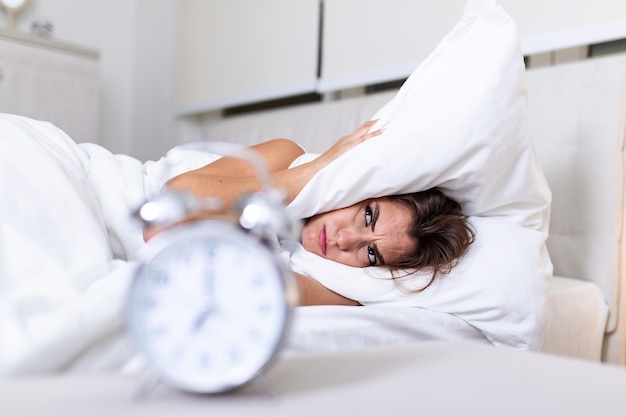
[336,228,364,251]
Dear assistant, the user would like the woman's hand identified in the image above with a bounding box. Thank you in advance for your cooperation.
[315,120,384,169]
[156,122,384,223]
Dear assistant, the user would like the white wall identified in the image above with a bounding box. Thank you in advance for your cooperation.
[3,1,625,161]
[3,0,178,161]
[131,0,178,161]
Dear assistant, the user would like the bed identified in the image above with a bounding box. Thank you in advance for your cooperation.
[1,0,624,375]
[203,53,626,363]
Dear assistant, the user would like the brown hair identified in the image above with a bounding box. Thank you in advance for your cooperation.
[383,189,475,292]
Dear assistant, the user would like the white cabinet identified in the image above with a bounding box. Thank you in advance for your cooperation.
[319,0,626,92]
[177,0,626,115]
[175,0,319,115]
[319,0,465,93]
[500,0,626,55]
[0,29,100,143]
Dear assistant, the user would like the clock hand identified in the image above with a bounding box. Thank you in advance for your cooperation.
[203,247,216,303]
[191,247,219,333]
[190,307,213,333]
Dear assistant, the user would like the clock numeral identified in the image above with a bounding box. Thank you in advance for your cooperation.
[258,303,273,315]
[229,347,243,366]
[140,297,157,310]
[155,272,170,285]
[165,241,195,263]
[144,267,169,285]
[170,345,185,362]
[145,323,168,339]
[248,328,262,342]
[204,243,217,256]
[251,276,263,287]
[199,354,212,369]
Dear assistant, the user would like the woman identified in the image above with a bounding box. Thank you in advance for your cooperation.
[157,121,475,306]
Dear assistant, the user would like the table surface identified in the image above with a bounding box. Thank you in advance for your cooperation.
[2,341,626,417]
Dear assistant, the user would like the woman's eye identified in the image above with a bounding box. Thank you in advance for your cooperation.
[367,247,377,266]
[365,205,373,226]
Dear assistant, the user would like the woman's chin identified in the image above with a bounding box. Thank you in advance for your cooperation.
[300,228,319,256]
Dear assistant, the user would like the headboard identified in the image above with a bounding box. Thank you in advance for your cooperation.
[525,54,626,362]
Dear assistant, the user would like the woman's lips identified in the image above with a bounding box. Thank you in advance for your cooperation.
[320,225,327,256]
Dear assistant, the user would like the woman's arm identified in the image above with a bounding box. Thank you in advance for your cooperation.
[143,138,305,241]
[187,138,305,178]
[164,120,382,208]
[295,273,360,306]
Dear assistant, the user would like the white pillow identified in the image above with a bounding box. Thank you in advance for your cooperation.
[288,0,550,231]
[284,0,553,350]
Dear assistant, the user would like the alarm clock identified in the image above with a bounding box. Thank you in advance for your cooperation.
[127,185,301,394]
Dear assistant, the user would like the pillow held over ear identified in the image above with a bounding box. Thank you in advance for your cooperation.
[285,0,552,350]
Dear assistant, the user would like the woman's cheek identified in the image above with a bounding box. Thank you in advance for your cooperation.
[301,223,319,255]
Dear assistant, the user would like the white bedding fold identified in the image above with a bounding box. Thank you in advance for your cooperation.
[0,114,216,375]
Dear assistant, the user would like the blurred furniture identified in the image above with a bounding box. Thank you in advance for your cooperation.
[175,0,626,114]
[0,28,99,142]
[1,341,626,417]
[526,54,626,363]
[175,0,319,115]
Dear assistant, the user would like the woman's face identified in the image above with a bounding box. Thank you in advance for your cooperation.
[301,198,416,268]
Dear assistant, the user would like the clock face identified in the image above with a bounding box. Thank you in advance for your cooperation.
[127,222,293,393]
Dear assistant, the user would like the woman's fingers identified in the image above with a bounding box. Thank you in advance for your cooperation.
[356,120,378,135]
[361,127,384,142]
[316,119,385,168]
[357,120,383,141]
[334,120,384,151]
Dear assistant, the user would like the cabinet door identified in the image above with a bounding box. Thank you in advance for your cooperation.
[319,0,626,93]
[499,0,626,54]
[0,38,99,143]
[175,0,319,115]
[319,0,465,92]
